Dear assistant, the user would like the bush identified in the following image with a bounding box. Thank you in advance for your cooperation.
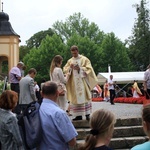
[0,80,10,95]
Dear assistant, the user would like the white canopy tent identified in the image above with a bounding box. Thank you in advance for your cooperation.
[97,72,145,85]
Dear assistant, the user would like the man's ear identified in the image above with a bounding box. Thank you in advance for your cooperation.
[143,121,150,131]
[56,90,59,97]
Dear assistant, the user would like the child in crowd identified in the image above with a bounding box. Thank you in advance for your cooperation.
[78,109,116,150]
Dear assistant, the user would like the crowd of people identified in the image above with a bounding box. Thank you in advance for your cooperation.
[0,45,98,149]
[0,45,150,149]
[92,76,147,105]
[79,109,116,150]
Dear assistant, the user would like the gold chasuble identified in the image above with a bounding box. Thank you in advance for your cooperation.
[63,55,98,105]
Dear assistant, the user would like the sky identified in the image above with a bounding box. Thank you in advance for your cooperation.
[1,0,146,45]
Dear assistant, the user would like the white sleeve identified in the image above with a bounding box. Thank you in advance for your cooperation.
[58,68,67,84]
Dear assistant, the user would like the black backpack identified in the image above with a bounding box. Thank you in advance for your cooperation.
[18,101,42,149]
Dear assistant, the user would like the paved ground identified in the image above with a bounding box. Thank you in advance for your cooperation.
[92,101,143,119]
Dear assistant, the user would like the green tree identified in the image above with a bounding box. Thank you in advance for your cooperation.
[26,28,55,49]
[99,32,132,72]
[23,34,67,83]
[128,0,150,70]
[19,45,30,62]
[21,12,132,81]
[53,12,104,45]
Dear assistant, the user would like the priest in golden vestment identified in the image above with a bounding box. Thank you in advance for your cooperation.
[63,45,98,121]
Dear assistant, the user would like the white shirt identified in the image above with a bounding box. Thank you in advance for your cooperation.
[108,78,115,90]
[34,84,40,92]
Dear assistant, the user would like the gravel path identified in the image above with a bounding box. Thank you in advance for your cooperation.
[92,101,143,119]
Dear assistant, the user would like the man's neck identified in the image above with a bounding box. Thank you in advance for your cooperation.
[43,95,57,102]
[74,54,79,58]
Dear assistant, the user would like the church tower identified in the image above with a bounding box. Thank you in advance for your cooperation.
[0,1,20,77]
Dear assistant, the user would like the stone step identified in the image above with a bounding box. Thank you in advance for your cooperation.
[69,147,130,150]
[114,149,130,150]
[72,117,145,149]
[113,126,145,138]
[72,117,142,128]
[110,136,148,149]
[76,136,148,149]
[115,118,142,127]
[76,126,145,140]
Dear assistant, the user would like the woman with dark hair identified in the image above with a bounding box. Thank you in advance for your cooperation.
[78,109,116,150]
[50,55,67,111]
[0,90,24,150]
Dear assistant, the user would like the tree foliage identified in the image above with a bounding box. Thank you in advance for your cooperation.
[22,12,132,83]
[23,34,67,83]
[26,28,55,49]
[53,12,104,45]
[19,45,30,62]
[99,33,133,72]
[128,0,150,70]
